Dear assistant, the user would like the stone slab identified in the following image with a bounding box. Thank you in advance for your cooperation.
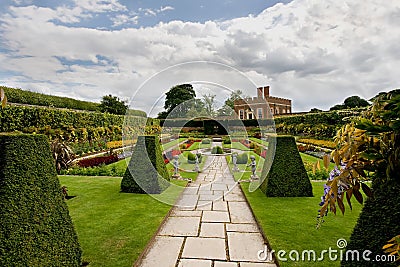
[182,237,226,260]
[171,210,202,217]
[214,262,238,267]
[139,236,184,267]
[212,200,228,211]
[227,232,267,262]
[178,259,212,267]
[196,201,212,211]
[226,223,259,233]
[202,211,230,223]
[159,217,200,237]
[228,202,255,223]
[199,223,225,238]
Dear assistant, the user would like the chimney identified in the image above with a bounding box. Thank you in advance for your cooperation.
[257,87,263,99]
[263,86,270,98]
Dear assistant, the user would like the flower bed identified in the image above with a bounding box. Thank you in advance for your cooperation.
[77,154,119,168]
[163,149,181,164]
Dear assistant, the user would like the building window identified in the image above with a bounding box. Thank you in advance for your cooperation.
[239,109,244,120]
[282,109,286,114]
[270,108,274,114]
[275,108,279,114]
[257,108,263,119]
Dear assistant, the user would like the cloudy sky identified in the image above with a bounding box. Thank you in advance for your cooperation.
[0,0,399,116]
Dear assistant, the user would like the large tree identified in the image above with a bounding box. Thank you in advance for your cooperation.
[99,94,128,115]
[202,93,216,117]
[217,90,243,116]
[158,84,196,118]
[330,95,370,111]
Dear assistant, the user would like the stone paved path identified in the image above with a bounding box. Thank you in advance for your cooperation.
[135,155,276,267]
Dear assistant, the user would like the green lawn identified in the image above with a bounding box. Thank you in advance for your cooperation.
[249,137,269,147]
[224,141,251,151]
[59,176,186,267]
[300,152,336,171]
[241,183,363,267]
[161,138,186,150]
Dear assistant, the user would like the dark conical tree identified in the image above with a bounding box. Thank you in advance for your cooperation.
[260,135,313,197]
[0,134,81,266]
[341,180,400,267]
[121,135,170,194]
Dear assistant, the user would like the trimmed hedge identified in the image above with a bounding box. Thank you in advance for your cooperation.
[121,135,170,194]
[260,136,313,197]
[2,86,147,117]
[341,180,400,267]
[211,146,223,154]
[0,134,81,266]
[2,86,99,111]
[236,153,249,164]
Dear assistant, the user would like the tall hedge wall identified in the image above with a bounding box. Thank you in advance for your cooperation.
[260,135,313,197]
[2,86,147,117]
[341,180,400,267]
[0,105,156,134]
[0,134,81,266]
[121,135,170,194]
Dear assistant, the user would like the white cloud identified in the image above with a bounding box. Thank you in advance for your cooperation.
[110,13,139,27]
[73,0,127,13]
[160,6,174,12]
[139,5,175,17]
[0,0,399,113]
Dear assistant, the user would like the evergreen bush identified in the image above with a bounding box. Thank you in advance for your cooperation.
[211,146,223,154]
[121,135,170,194]
[236,153,248,164]
[0,133,81,266]
[260,136,313,197]
[341,180,400,267]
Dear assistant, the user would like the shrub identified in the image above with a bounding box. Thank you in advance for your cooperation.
[187,152,202,164]
[211,146,223,154]
[121,135,170,194]
[341,180,400,267]
[308,169,329,180]
[260,136,313,197]
[236,153,248,164]
[222,136,231,144]
[0,133,81,266]
[202,138,211,144]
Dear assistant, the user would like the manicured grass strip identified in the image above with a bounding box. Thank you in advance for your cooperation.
[59,176,186,267]
[161,138,186,151]
[241,182,363,267]
[229,141,251,151]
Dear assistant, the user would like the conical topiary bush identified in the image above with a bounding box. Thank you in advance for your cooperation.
[121,135,170,194]
[0,133,81,266]
[260,135,313,197]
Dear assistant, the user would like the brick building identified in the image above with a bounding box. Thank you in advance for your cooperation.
[233,86,291,119]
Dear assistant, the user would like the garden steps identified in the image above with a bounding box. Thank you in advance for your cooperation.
[135,156,277,267]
